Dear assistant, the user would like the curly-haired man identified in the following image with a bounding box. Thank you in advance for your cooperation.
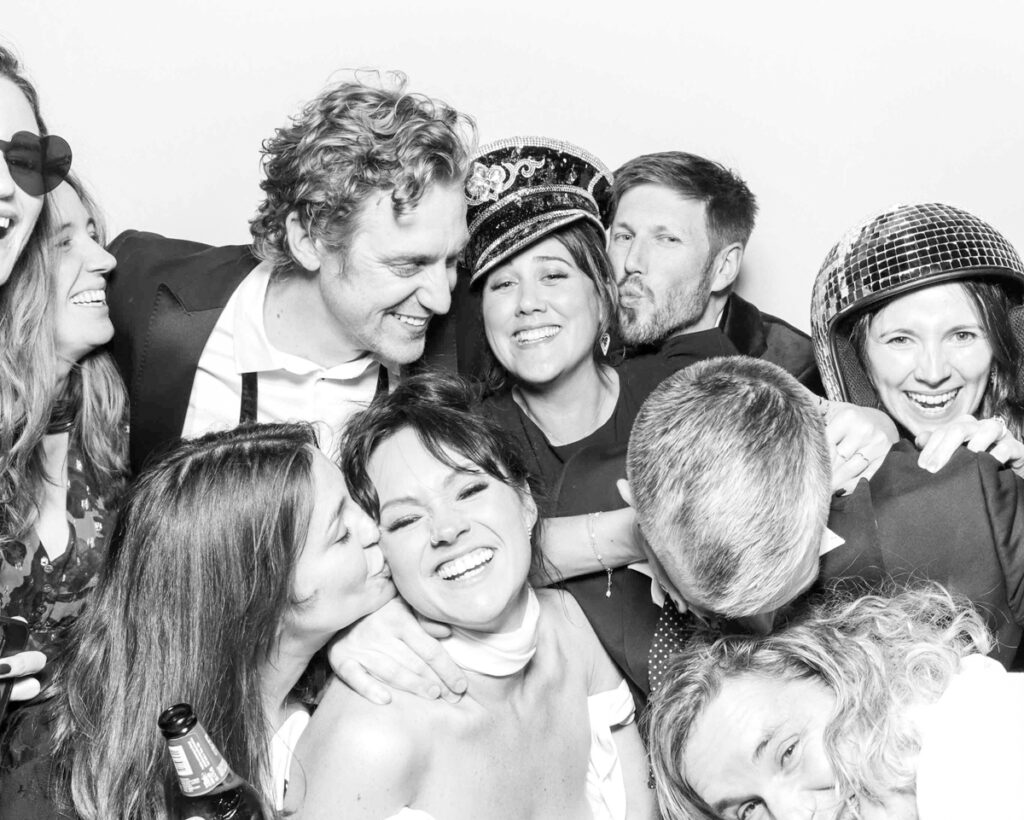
[107,75,474,472]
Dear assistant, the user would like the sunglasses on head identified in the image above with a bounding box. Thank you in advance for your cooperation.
[0,130,72,197]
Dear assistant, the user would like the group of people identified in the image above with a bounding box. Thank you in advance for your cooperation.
[1,43,1023,820]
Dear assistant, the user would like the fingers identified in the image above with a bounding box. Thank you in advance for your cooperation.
[0,650,46,679]
[9,675,41,702]
[418,617,453,641]
[917,415,998,473]
[0,650,47,703]
[329,656,393,706]
[826,404,894,494]
[404,625,467,700]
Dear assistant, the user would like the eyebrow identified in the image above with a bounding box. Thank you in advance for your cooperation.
[377,466,480,513]
[753,726,778,762]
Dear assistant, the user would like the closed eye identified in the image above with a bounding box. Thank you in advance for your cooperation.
[385,514,420,532]
[456,480,488,501]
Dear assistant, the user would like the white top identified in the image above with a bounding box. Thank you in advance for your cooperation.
[383,680,635,820]
[181,260,390,458]
[914,654,1024,819]
[271,708,311,811]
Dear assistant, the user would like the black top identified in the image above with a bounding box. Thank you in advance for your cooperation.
[479,366,646,513]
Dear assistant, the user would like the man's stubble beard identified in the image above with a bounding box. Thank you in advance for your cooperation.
[617,253,717,346]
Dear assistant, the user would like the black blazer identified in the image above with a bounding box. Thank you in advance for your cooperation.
[107,230,461,475]
[558,440,1024,703]
[107,230,259,475]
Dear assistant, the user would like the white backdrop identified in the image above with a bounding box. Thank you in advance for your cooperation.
[5,0,1023,331]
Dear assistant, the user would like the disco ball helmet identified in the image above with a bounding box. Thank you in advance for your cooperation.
[811,202,1024,406]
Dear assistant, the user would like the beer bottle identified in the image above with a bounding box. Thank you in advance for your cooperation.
[159,702,269,820]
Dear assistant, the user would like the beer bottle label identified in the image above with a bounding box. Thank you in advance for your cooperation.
[166,731,231,796]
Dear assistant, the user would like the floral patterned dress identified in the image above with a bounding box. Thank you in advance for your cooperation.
[0,445,113,662]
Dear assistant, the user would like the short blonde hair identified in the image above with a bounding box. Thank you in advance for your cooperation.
[626,356,830,616]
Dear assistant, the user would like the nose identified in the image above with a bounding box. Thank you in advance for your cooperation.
[515,275,546,315]
[623,237,646,277]
[417,262,453,316]
[914,340,952,386]
[88,241,117,277]
[428,509,469,547]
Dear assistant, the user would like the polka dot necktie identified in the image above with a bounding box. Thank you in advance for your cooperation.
[647,602,698,695]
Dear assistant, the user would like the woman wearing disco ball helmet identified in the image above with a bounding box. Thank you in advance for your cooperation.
[812,202,1024,475]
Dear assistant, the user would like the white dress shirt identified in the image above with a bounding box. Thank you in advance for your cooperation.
[181,261,390,458]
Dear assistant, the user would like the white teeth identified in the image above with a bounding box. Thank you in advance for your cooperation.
[0,217,10,229]
[437,547,494,580]
[70,289,107,306]
[514,326,559,344]
[394,314,427,327]
[906,389,958,408]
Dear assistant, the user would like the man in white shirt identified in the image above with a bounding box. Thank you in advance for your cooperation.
[108,77,473,472]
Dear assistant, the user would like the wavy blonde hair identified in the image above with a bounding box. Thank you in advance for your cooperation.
[648,584,991,819]
[0,174,127,551]
[250,71,475,275]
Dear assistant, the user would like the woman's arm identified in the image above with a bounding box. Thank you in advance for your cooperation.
[534,507,642,584]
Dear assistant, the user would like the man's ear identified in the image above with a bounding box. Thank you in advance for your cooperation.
[616,478,635,509]
[285,211,323,273]
[709,242,744,294]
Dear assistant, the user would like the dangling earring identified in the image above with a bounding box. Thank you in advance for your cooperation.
[599,331,610,357]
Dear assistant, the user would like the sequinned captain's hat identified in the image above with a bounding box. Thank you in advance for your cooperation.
[463,137,612,284]
[811,202,1024,405]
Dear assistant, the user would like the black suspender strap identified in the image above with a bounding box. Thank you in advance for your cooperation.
[239,363,385,426]
[375,363,389,397]
[239,371,258,424]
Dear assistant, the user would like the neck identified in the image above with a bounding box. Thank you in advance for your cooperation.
[258,630,323,733]
[440,587,540,697]
[264,272,363,367]
[670,290,730,338]
[514,362,617,445]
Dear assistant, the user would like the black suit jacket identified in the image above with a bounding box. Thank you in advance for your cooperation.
[558,441,1024,703]
[107,230,462,474]
[107,231,259,474]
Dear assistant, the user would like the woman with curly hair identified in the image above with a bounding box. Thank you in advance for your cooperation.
[649,585,1023,819]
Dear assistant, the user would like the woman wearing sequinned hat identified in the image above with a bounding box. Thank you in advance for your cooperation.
[463,137,646,501]
[812,202,1024,475]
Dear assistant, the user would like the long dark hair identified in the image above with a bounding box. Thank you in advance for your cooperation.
[848,279,1024,437]
[49,423,318,819]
